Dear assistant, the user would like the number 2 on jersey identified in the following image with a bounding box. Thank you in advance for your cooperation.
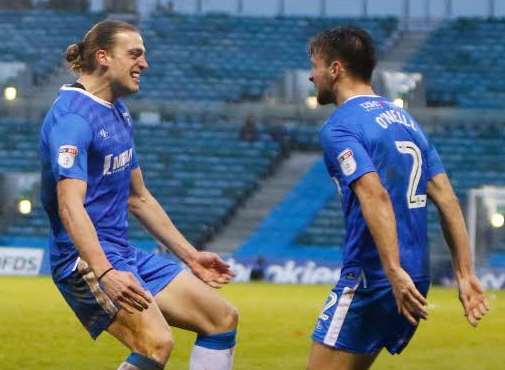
[395,141,427,209]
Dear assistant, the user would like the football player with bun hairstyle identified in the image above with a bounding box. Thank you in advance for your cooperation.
[40,20,238,370]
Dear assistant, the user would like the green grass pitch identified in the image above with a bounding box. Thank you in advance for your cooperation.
[0,277,503,369]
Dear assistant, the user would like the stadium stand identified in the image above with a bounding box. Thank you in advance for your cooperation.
[0,10,398,101]
[294,198,345,249]
[0,119,281,247]
[235,120,505,265]
[130,120,281,245]
[2,114,504,262]
[0,11,398,101]
[1,9,504,272]
[0,11,99,84]
[405,18,505,108]
[234,159,341,264]
[137,14,398,101]
[0,11,400,249]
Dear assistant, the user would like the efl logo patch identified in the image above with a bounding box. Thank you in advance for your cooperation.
[337,148,357,176]
[360,100,383,111]
[58,145,78,169]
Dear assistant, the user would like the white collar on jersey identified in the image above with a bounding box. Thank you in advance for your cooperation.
[342,94,381,105]
[60,84,113,109]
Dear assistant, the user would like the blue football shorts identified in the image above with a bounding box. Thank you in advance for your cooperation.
[55,241,183,339]
[312,267,430,354]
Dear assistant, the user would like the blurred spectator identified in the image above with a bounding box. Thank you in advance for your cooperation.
[239,113,259,142]
[250,256,266,281]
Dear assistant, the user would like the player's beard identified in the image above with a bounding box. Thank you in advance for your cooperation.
[316,87,335,105]
[111,76,139,98]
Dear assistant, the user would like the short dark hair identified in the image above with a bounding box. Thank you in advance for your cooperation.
[65,20,138,74]
[309,26,376,82]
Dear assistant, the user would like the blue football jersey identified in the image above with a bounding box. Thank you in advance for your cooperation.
[320,95,445,287]
[40,85,139,281]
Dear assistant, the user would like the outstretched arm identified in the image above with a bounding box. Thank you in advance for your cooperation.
[427,173,489,326]
[352,172,428,325]
[128,168,233,288]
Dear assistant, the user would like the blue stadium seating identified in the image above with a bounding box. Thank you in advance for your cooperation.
[406,18,505,108]
[0,11,397,102]
[236,120,505,265]
[234,159,341,265]
[137,15,398,102]
[1,115,505,265]
[0,119,281,247]
[0,11,100,84]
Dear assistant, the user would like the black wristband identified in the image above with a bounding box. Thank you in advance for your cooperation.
[97,267,114,282]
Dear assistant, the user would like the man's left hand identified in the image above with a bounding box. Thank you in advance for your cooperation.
[188,251,235,288]
[458,274,490,327]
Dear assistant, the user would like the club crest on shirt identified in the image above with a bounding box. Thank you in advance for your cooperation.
[58,145,78,169]
[337,148,357,176]
[98,128,109,139]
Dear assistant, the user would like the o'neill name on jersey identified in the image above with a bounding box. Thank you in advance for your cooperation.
[375,109,417,131]
[103,148,133,175]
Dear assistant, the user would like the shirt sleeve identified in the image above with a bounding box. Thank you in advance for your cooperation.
[131,145,139,169]
[320,124,376,187]
[48,113,93,182]
[426,142,445,179]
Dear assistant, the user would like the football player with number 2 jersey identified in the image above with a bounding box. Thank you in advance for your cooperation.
[306,26,489,370]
